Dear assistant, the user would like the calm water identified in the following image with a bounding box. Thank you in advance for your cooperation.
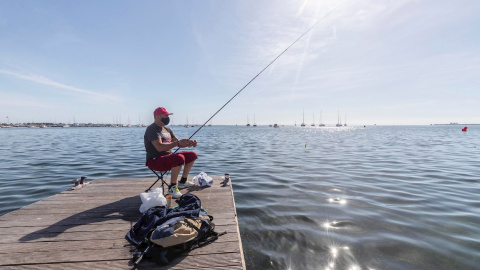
[1,125,479,269]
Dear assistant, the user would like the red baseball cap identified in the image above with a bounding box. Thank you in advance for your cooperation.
[153,107,173,116]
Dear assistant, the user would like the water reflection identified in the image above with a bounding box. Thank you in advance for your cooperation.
[328,197,347,205]
[1,126,480,269]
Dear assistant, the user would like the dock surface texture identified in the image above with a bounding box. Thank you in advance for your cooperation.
[0,177,245,270]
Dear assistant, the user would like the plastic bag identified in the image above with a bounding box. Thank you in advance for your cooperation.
[139,188,167,213]
[192,172,213,187]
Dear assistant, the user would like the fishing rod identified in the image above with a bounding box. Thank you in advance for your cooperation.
[146,7,338,192]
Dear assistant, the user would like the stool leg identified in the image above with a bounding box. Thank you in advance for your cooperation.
[146,169,167,193]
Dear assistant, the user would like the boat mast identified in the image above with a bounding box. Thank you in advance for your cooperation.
[336,110,342,127]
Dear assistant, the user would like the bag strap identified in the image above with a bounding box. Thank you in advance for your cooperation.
[190,231,228,251]
[133,242,154,266]
[183,218,201,233]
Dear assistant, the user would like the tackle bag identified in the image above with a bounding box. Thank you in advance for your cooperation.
[125,193,226,266]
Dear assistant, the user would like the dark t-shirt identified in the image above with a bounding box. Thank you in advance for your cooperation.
[144,123,176,162]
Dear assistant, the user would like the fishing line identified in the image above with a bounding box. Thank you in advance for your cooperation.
[146,6,339,192]
[188,6,339,140]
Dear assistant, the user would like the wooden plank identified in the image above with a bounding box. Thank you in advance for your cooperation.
[3,259,243,270]
[13,192,232,206]
[0,212,236,228]
[57,186,232,195]
[21,196,234,206]
[0,224,237,244]
[0,240,240,264]
[0,248,243,266]
[0,176,245,269]
[0,235,240,254]
[0,217,236,235]
[15,192,232,205]
[3,203,234,216]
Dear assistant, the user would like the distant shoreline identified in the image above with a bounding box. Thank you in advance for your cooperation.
[433,124,479,125]
[1,123,479,128]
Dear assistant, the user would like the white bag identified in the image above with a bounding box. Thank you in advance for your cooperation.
[192,172,213,187]
[139,188,167,213]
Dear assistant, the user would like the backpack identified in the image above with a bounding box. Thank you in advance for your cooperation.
[126,193,226,266]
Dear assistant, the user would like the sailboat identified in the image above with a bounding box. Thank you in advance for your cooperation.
[246,115,250,126]
[344,114,347,126]
[301,110,306,127]
[184,116,189,128]
[311,113,315,126]
[253,114,257,127]
[319,110,325,126]
[63,117,71,128]
[138,116,146,127]
[336,110,342,127]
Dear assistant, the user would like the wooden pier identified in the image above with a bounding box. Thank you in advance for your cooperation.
[0,177,245,269]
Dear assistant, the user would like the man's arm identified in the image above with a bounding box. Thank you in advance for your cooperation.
[171,134,179,143]
[151,139,177,152]
[169,129,193,148]
[151,138,190,152]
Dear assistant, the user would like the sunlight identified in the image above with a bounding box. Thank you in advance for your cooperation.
[331,247,338,258]
[323,258,336,270]
[290,0,335,96]
[323,222,332,230]
[322,219,340,233]
[284,253,297,270]
[349,264,361,270]
[296,0,309,16]
[328,197,347,205]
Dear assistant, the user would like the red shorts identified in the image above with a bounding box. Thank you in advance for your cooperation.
[146,151,198,172]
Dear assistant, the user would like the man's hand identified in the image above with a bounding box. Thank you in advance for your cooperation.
[190,140,197,147]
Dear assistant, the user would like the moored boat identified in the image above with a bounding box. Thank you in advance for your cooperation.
[301,110,306,127]
[336,110,342,127]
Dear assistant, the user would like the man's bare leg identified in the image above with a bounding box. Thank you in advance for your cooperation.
[181,160,196,179]
[170,165,182,185]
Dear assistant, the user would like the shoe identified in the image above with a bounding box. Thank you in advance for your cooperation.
[167,185,182,199]
[178,180,194,189]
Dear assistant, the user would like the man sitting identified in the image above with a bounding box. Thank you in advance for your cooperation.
[144,107,198,198]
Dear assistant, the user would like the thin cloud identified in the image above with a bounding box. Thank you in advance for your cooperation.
[234,0,414,75]
[0,69,118,101]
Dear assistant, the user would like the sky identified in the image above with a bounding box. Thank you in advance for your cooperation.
[0,0,479,125]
